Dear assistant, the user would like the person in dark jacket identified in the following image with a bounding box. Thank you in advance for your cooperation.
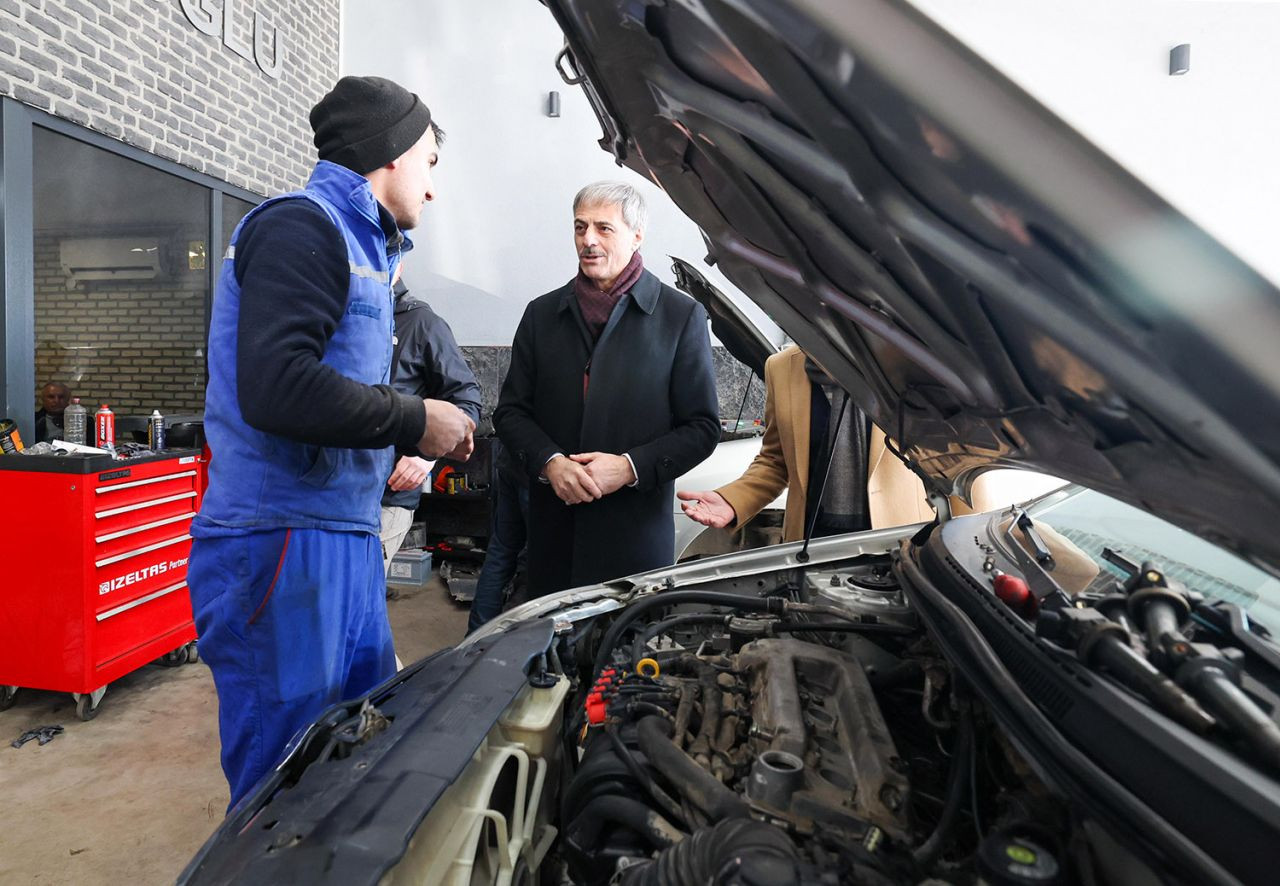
[380,275,483,568]
[493,181,720,597]
[34,382,70,443]
[466,438,529,633]
[188,76,475,807]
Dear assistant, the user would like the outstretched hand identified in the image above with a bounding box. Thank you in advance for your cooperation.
[677,489,736,528]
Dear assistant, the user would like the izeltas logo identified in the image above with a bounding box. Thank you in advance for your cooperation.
[98,558,189,596]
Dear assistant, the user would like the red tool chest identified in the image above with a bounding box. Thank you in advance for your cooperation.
[0,449,205,719]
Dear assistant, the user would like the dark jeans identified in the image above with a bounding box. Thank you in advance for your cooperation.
[467,473,529,633]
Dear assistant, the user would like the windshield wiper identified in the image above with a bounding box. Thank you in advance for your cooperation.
[1013,507,1055,569]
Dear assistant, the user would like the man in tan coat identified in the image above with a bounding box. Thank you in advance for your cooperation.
[679,345,932,541]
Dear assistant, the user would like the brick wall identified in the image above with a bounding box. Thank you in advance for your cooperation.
[0,0,340,197]
[33,237,207,414]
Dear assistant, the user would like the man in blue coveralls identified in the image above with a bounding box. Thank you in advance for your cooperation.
[189,76,475,807]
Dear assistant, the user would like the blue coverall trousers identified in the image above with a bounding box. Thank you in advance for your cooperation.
[188,527,396,808]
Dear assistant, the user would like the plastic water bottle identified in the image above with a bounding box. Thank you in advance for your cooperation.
[64,398,87,445]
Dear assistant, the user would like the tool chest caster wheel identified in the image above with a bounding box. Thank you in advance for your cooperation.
[73,686,107,722]
[159,642,198,667]
[0,685,17,710]
[159,647,188,667]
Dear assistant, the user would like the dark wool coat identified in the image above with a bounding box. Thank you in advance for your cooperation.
[494,270,720,596]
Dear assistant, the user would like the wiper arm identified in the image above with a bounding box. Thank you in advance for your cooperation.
[1013,507,1055,570]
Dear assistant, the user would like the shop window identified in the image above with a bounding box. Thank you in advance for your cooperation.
[223,194,255,252]
[32,127,211,426]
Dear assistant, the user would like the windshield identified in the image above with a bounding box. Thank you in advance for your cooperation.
[1027,487,1280,629]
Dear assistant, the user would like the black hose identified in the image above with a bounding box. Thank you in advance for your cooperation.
[623,701,676,721]
[620,818,800,885]
[635,716,748,823]
[631,613,730,665]
[605,726,689,827]
[912,714,974,870]
[771,620,916,635]
[869,659,925,690]
[592,591,786,678]
[566,794,684,851]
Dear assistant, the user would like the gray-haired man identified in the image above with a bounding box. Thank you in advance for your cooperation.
[493,181,720,597]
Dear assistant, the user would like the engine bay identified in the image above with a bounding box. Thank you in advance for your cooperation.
[179,500,1280,886]
[545,551,1077,885]
[530,505,1280,884]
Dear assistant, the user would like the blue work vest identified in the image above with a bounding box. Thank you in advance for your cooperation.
[196,161,408,534]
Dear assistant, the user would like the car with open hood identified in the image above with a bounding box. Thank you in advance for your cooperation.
[180,1,1280,884]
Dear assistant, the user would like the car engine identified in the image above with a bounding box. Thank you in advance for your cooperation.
[177,505,1280,886]
[546,557,1073,885]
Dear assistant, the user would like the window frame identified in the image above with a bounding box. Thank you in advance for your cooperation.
[0,97,262,442]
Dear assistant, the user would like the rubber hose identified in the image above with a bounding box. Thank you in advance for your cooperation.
[912,714,974,870]
[770,620,915,635]
[869,659,924,691]
[592,591,785,678]
[620,818,801,886]
[567,794,684,851]
[635,716,748,823]
[605,726,689,826]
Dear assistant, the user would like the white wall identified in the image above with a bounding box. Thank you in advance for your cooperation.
[342,0,1279,341]
[340,0,781,346]
[909,0,1280,286]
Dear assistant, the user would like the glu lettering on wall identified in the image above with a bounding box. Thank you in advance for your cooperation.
[178,0,285,79]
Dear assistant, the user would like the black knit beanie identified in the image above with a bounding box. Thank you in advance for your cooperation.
[310,76,433,175]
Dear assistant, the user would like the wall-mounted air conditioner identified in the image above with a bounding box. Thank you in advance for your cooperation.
[59,237,163,285]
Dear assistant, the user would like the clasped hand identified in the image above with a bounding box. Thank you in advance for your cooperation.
[545,451,636,505]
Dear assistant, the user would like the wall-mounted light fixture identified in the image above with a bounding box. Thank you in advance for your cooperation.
[547,91,561,117]
[1170,43,1191,75]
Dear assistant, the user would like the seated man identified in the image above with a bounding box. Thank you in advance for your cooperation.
[679,345,932,541]
[34,382,71,443]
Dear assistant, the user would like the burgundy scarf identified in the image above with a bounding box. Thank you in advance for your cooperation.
[574,251,644,343]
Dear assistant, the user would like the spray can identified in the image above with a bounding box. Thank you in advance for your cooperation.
[148,409,165,451]
[0,419,24,454]
[94,404,115,451]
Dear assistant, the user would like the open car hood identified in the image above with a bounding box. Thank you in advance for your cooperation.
[671,257,777,379]
[543,0,1280,572]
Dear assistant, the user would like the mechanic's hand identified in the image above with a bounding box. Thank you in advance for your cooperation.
[387,455,433,492]
[677,489,737,528]
[418,399,475,458]
[545,454,603,505]
[570,452,636,497]
[444,433,474,463]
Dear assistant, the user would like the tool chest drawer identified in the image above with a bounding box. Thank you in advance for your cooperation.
[0,450,205,700]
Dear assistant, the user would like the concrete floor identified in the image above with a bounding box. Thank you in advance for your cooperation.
[0,574,470,885]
